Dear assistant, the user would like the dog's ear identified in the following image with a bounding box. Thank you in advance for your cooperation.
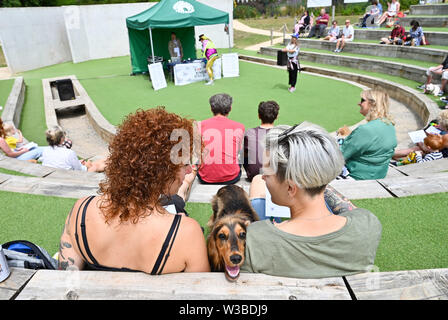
[207,229,223,272]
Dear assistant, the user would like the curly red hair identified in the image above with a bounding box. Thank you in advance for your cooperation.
[99,107,195,224]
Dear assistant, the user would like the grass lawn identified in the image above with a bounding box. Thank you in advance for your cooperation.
[1,190,447,273]
[234,30,271,49]
[18,56,363,145]
[0,79,14,114]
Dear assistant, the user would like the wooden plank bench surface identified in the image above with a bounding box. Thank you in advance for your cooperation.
[0,268,36,300]
[15,271,351,300]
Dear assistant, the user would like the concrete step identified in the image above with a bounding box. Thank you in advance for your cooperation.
[288,38,447,64]
[398,16,448,28]
[410,4,448,16]
[259,46,435,84]
[328,28,448,46]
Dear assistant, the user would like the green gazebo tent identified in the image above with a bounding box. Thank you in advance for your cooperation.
[126,0,230,74]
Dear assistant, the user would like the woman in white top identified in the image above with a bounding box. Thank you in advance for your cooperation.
[378,0,400,25]
[41,126,105,172]
[334,20,354,53]
[282,33,300,93]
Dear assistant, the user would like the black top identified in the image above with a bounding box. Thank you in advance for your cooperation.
[74,196,182,274]
[442,56,448,69]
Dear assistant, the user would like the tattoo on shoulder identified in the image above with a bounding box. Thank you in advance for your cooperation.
[324,185,356,215]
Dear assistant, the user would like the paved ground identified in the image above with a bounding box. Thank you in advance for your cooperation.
[0,67,11,80]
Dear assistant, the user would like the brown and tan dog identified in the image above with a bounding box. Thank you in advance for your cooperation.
[207,185,259,282]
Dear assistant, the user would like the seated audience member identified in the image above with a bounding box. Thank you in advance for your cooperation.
[380,20,405,45]
[415,134,444,163]
[41,126,105,172]
[361,0,381,28]
[323,21,340,42]
[405,20,426,46]
[3,122,24,150]
[294,10,311,34]
[393,110,448,160]
[378,0,400,26]
[197,93,245,184]
[339,90,397,180]
[243,100,280,181]
[241,125,382,279]
[0,119,44,161]
[418,55,448,97]
[307,8,329,39]
[334,20,354,53]
[58,107,210,273]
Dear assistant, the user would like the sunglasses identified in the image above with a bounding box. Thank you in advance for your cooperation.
[360,98,366,103]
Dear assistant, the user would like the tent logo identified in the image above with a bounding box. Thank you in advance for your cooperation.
[173,1,195,14]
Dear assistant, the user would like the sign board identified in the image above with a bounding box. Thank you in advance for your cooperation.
[343,0,368,3]
[174,61,206,86]
[222,53,239,78]
[307,0,332,8]
[148,62,167,91]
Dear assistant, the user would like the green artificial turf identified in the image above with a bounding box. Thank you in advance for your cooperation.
[0,79,14,115]
[18,56,364,144]
[1,190,447,272]
[0,168,35,177]
[234,30,271,49]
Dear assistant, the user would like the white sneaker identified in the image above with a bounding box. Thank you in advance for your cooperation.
[290,87,296,92]
[205,80,214,85]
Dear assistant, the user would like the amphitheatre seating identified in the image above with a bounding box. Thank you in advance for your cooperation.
[3,267,448,300]
[347,28,448,46]
[289,38,448,64]
[259,46,439,84]
[0,76,25,128]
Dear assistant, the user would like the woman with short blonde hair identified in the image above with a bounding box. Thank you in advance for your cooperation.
[242,125,382,279]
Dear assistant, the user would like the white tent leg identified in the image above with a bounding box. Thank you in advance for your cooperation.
[149,27,155,64]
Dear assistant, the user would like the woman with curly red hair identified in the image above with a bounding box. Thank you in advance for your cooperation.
[58,107,210,274]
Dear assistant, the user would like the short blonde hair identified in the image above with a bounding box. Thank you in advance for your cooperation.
[362,89,395,125]
[3,123,15,136]
[265,124,344,196]
[437,110,448,131]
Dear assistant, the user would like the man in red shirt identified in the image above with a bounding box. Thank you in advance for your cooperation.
[307,8,329,38]
[197,93,245,184]
[380,20,405,45]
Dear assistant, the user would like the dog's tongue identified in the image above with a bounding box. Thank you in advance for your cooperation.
[226,265,240,278]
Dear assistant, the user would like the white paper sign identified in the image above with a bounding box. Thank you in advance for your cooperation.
[426,126,442,135]
[222,53,239,78]
[343,0,368,3]
[307,0,332,8]
[174,61,206,86]
[148,62,167,91]
[408,130,427,144]
[265,187,291,218]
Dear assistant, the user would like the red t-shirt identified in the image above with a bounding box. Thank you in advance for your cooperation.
[198,115,245,183]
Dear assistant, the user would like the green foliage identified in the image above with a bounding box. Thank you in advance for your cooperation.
[234,4,260,19]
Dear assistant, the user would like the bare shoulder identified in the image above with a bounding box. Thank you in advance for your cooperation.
[179,215,203,235]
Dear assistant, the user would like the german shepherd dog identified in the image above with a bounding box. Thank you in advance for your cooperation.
[207,185,259,282]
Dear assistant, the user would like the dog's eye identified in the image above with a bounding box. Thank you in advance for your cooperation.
[239,232,246,239]
[218,233,227,240]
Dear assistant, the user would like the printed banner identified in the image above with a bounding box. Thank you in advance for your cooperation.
[307,0,332,8]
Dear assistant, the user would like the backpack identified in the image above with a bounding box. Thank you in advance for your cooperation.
[2,240,57,270]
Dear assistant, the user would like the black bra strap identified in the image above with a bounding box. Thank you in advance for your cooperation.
[151,214,182,275]
[74,196,94,264]
[80,196,99,266]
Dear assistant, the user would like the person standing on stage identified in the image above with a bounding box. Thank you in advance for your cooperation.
[282,33,300,93]
[168,32,183,61]
[199,34,219,85]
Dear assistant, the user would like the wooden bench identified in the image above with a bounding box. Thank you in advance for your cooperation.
[2,267,447,300]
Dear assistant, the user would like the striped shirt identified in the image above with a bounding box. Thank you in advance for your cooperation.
[415,151,443,163]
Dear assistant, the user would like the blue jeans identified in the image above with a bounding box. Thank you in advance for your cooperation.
[16,147,45,161]
[250,198,334,222]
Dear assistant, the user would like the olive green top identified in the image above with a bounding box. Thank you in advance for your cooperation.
[241,208,382,279]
